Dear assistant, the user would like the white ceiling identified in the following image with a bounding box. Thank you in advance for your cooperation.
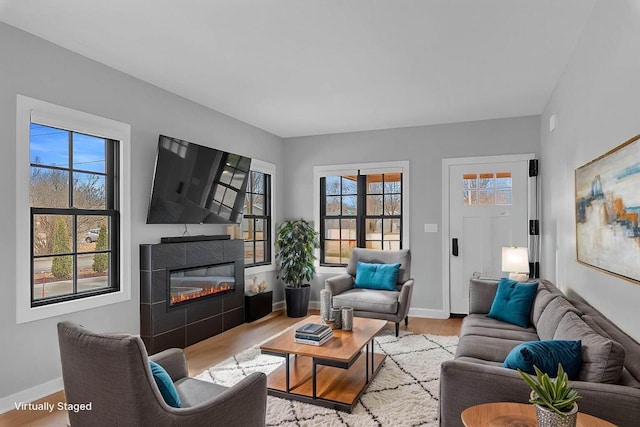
[0,0,596,138]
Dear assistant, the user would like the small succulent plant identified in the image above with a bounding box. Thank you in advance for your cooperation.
[518,364,581,416]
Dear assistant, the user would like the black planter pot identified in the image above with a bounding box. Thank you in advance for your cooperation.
[284,284,311,318]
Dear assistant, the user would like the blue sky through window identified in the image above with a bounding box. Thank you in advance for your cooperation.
[30,123,106,173]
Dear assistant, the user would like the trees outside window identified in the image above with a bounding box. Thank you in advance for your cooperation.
[242,170,271,267]
[320,172,403,266]
[30,123,119,306]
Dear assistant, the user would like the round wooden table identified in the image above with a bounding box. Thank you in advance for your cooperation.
[461,402,616,427]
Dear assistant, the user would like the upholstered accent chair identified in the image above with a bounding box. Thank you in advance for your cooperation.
[325,248,414,336]
[57,321,267,427]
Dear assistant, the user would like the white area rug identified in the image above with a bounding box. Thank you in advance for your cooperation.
[196,331,458,426]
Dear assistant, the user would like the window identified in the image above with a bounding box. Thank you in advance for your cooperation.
[242,160,275,270]
[463,172,512,206]
[30,124,119,306]
[17,95,131,323]
[315,162,409,267]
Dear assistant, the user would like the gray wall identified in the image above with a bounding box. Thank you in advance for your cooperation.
[540,0,640,340]
[0,23,283,403]
[282,116,540,312]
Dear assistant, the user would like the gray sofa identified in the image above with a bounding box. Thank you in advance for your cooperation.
[439,278,640,427]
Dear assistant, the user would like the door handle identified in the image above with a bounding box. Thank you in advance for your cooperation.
[452,238,459,256]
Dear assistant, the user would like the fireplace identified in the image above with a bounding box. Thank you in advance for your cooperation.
[168,262,236,308]
[140,238,245,355]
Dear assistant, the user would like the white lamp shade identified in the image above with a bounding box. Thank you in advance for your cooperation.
[501,247,530,273]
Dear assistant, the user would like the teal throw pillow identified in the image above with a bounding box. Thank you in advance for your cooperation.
[487,278,538,328]
[149,360,182,408]
[354,262,400,291]
[503,340,582,380]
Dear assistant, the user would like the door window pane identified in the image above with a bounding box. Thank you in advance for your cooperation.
[463,172,512,206]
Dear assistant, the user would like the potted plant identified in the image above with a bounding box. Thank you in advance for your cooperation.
[275,219,319,317]
[519,364,581,427]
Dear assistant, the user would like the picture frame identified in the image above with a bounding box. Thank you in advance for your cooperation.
[575,134,640,283]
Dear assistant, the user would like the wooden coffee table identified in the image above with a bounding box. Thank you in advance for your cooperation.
[461,402,616,427]
[259,315,387,412]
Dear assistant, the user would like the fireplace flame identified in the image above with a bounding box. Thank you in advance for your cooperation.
[170,282,233,305]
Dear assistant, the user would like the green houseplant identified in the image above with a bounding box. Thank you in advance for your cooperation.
[275,219,319,317]
[519,364,581,426]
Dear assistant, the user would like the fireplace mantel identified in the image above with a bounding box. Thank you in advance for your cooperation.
[140,239,245,354]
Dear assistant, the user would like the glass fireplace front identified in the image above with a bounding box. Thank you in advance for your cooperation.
[168,262,235,307]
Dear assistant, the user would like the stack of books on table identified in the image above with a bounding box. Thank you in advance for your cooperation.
[294,323,333,346]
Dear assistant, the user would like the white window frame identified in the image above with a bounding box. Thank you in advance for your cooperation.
[313,160,410,274]
[244,159,276,274]
[16,95,132,323]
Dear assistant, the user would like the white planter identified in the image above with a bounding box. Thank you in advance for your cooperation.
[535,403,578,427]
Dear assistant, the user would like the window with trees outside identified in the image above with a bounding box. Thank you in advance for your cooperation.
[318,163,407,267]
[242,169,271,267]
[30,123,119,306]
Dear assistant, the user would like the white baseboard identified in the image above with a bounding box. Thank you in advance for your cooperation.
[408,307,449,319]
[271,302,449,319]
[272,300,320,312]
[0,377,63,414]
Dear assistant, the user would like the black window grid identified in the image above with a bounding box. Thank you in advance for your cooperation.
[320,173,403,267]
[243,171,271,267]
[29,125,119,307]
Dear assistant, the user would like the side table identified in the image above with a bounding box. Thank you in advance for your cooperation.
[461,402,615,427]
[245,291,273,322]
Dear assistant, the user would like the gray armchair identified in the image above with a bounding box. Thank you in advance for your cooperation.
[325,248,414,336]
[57,321,267,427]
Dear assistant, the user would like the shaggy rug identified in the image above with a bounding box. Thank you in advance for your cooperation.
[196,331,458,426]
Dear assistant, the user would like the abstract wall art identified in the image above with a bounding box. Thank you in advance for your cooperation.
[575,134,640,283]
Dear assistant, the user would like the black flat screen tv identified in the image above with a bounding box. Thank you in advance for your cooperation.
[146,135,251,224]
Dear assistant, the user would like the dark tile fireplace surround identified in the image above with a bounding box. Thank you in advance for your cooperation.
[140,238,244,355]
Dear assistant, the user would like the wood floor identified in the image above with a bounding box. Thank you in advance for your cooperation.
[0,310,462,427]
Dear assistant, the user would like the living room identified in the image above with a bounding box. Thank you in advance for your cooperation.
[1,1,639,426]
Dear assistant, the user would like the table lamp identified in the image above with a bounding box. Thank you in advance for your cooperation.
[501,247,530,281]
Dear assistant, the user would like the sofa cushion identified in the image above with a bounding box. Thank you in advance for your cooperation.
[332,288,399,314]
[503,340,582,380]
[455,335,525,363]
[554,312,625,383]
[487,279,538,328]
[354,262,400,291]
[530,289,557,326]
[150,361,182,408]
[174,377,228,407]
[535,296,581,340]
[582,313,640,384]
[461,314,538,341]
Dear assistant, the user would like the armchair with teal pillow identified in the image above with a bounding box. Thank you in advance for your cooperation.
[325,248,414,336]
[57,321,267,427]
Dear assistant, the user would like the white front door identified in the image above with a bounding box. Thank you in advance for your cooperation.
[446,155,533,314]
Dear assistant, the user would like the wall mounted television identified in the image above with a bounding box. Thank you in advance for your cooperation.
[146,135,252,224]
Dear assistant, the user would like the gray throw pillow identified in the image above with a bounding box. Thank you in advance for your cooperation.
[554,312,625,383]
